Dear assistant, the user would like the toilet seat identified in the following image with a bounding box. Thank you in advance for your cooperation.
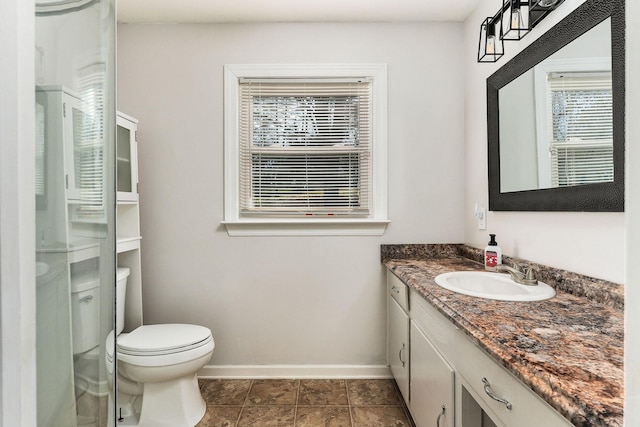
[110,324,214,368]
[118,324,212,356]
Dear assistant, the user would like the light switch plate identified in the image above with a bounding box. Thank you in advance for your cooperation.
[475,203,487,230]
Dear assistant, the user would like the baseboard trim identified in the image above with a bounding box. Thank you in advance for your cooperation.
[198,364,392,379]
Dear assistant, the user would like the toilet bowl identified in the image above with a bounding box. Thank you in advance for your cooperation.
[106,268,214,427]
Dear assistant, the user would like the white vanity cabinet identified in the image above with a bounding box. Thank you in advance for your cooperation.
[386,270,572,427]
[387,272,455,426]
[387,273,410,403]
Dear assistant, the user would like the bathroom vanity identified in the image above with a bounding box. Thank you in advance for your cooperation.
[384,245,623,427]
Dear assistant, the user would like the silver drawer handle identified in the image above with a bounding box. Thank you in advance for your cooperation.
[391,285,400,294]
[482,377,512,410]
[79,295,94,304]
[436,405,446,427]
[398,343,406,368]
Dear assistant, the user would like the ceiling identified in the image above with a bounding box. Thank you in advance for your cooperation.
[117,0,481,24]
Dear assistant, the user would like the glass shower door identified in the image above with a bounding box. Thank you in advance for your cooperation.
[35,0,116,425]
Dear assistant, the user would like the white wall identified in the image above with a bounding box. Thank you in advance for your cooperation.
[626,0,640,425]
[498,72,538,192]
[0,1,36,426]
[463,0,625,284]
[117,22,465,372]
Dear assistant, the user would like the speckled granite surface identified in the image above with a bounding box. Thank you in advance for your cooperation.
[382,244,624,310]
[382,244,623,427]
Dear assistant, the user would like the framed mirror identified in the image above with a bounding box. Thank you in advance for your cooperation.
[487,0,624,211]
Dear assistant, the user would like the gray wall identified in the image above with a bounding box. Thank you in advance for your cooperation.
[117,22,466,372]
[463,0,624,284]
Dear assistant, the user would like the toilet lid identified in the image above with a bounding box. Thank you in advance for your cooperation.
[117,324,212,356]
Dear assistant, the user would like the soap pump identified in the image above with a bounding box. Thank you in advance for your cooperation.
[484,234,502,271]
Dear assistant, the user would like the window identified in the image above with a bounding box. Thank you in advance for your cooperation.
[547,71,613,186]
[534,58,613,188]
[223,64,388,236]
[70,60,107,222]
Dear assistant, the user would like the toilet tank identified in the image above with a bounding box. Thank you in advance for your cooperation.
[70,272,101,354]
[116,267,130,335]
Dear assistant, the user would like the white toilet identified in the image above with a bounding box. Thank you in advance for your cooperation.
[106,268,214,427]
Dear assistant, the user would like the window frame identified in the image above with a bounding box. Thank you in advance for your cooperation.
[533,57,612,189]
[222,64,388,236]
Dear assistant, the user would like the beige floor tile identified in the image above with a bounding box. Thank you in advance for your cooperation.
[196,405,242,427]
[347,379,403,406]
[237,405,296,426]
[295,406,352,427]
[351,406,411,427]
[196,378,415,427]
[298,379,349,406]
[247,379,299,405]
[200,379,252,405]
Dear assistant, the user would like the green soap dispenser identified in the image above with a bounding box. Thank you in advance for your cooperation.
[484,234,502,271]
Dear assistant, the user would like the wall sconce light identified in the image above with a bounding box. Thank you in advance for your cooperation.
[502,0,531,40]
[478,17,504,62]
[478,0,564,63]
[530,0,565,27]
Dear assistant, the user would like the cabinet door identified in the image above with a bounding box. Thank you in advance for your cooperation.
[65,94,109,223]
[410,321,454,427]
[64,95,104,203]
[116,112,139,202]
[62,94,82,201]
[388,296,410,403]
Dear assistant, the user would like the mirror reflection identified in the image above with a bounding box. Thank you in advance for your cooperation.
[498,19,612,193]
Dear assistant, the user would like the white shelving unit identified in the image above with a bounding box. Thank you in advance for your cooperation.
[116,112,143,332]
[35,86,110,426]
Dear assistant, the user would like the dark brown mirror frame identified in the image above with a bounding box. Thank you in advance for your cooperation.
[487,0,625,212]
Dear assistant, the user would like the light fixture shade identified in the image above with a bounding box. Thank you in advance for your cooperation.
[502,0,531,40]
[530,0,565,28]
[478,17,504,63]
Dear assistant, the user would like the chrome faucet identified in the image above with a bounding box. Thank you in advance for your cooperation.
[495,262,538,286]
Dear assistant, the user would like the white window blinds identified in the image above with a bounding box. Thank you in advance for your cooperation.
[238,79,372,216]
[74,61,106,219]
[35,102,46,197]
[547,72,613,187]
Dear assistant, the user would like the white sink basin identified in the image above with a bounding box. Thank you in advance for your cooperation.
[36,261,49,277]
[434,271,555,302]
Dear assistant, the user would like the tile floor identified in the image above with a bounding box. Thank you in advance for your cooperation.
[197,378,415,427]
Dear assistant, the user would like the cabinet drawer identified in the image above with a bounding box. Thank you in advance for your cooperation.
[387,272,408,312]
[410,290,457,362]
[455,330,571,427]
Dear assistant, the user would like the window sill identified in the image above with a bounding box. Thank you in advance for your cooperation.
[221,219,390,237]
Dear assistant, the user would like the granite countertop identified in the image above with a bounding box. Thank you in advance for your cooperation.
[382,245,623,427]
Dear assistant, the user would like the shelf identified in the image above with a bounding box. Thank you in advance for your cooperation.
[36,240,101,263]
[117,193,139,204]
[117,236,141,253]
